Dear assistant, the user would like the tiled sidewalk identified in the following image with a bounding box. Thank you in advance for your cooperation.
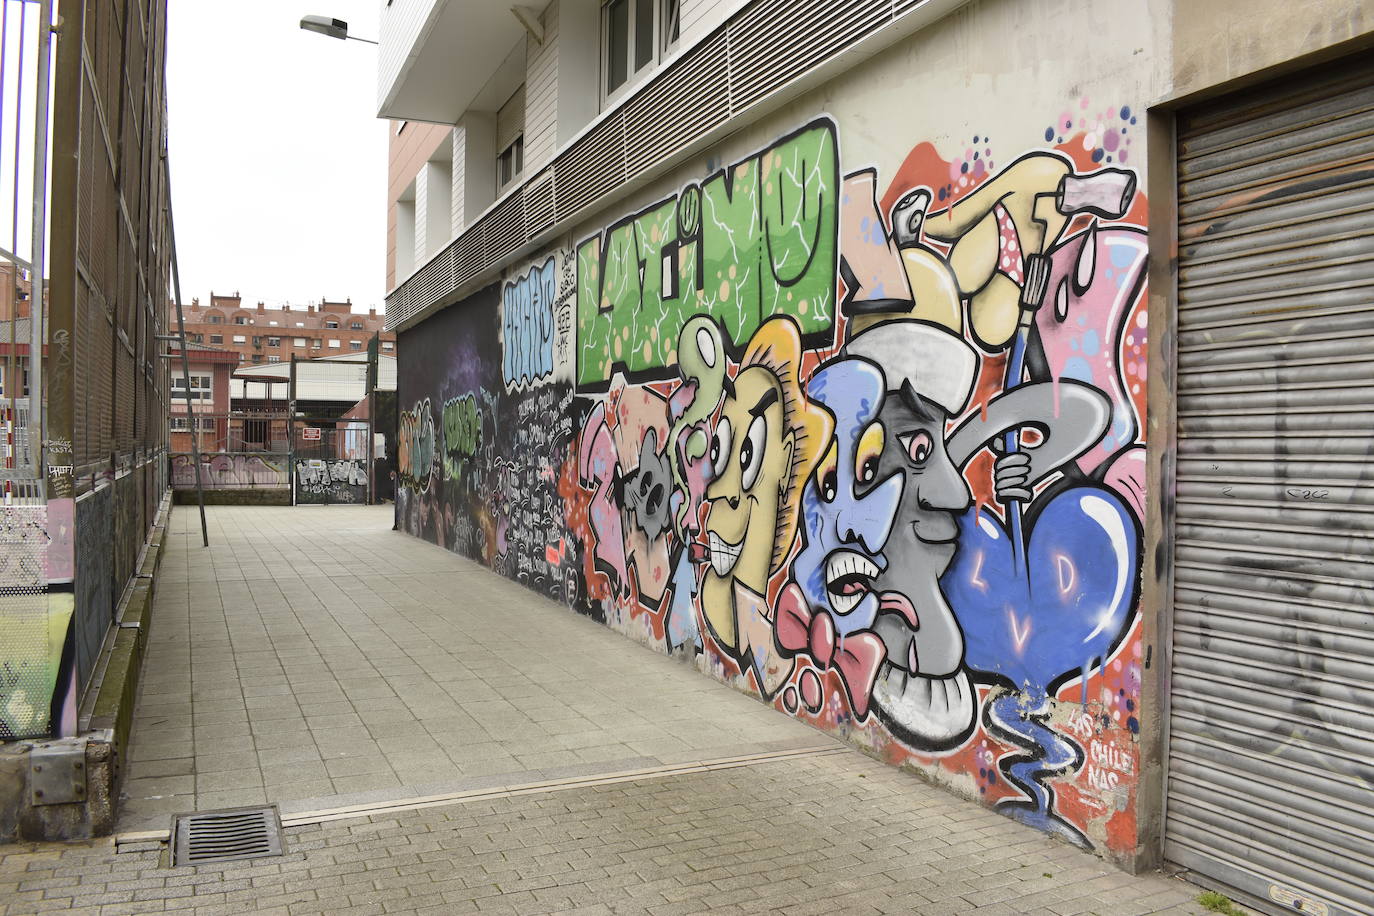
[0,752,1211,915]
[121,506,826,831]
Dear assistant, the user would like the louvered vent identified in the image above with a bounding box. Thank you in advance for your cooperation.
[387,0,946,330]
[524,169,556,236]
[624,33,729,176]
[453,230,484,289]
[554,116,626,222]
[728,0,888,113]
[172,807,283,867]
[484,190,526,263]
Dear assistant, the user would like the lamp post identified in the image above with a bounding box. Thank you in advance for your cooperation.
[299,15,378,44]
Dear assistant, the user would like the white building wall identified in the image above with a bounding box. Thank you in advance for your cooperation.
[678,0,733,46]
[413,167,430,267]
[423,158,453,258]
[524,2,559,172]
[554,0,599,147]
[395,197,416,280]
[450,126,467,232]
[454,113,497,227]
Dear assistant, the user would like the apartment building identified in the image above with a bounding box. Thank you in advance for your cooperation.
[378,0,1374,910]
[176,292,395,367]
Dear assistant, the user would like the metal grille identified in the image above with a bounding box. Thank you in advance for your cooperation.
[386,0,948,331]
[173,807,283,867]
[1167,57,1374,916]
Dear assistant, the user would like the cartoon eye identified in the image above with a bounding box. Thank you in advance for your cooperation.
[710,417,732,476]
[740,415,767,491]
[817,439,838,503]
[855,422,885,485]
[900,430,934,466]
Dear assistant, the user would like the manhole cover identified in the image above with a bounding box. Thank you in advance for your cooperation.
[172,806,283,867]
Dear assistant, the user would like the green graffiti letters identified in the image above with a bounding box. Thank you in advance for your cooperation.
[576,119,838,389]
[442,393,482,483]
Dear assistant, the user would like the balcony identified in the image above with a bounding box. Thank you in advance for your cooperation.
[378,0,527,122]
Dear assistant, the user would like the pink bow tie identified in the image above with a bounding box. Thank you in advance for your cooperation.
[775,582,886,718]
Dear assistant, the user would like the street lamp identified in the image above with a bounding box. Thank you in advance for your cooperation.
[299,14,378,44]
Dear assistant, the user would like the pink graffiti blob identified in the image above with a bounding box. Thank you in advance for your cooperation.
[577,402,628,591]
[1035,225,1148,519]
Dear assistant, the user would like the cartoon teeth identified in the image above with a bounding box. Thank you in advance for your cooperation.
[825,550,880,615]
[708,530,743,577]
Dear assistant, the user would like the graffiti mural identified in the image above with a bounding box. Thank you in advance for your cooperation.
[170,453,289,489]
[294,458,368,504]
[397,109,1148,854]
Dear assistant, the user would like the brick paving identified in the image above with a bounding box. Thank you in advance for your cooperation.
[124,506,823,831]
[1,752,1211,915]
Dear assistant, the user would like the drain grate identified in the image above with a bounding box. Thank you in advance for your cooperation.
[172,806,283,867]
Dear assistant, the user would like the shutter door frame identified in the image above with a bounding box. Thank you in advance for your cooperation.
[1163,56,1374,916]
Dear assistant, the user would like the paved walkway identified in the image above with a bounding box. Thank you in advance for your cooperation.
[121,506,823,829]
[0,505,1218,915]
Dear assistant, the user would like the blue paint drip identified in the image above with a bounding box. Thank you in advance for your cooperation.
[990,692,1090,848]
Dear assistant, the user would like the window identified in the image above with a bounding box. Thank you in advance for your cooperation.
[267,355,281,363]
[325,320,339,329]
[0,363,30,396]
[498,135,524,192]
[171,374,212,401]
[188,333,203,343]
[234,316,248,325]
[295,321,305,327]
[382,341,394,351]
[603,0,675,99]
[328,339,341,348]
[294,338,307,347]
[208,314,223,324]
[209,334,223,344]
[662,0,679,50]
[350,322,363,330]
[252,336,262,346]
[170,417,215,432]
[349,340,363,350]
[267,337,281,347]
[312,340,322,349]
[232,335,247,344]
[268,320,279,326]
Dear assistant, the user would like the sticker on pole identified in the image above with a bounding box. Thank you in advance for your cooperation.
[302,427,321,441]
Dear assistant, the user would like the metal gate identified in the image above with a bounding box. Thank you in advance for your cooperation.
[1167,59,1374,916]
[291,421,370,506]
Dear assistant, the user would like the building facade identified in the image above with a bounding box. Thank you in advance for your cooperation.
[175,292,395,367]
[379,0,1374,911]
[168,341,239,454]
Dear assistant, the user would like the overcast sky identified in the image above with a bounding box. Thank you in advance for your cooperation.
[167,1,387,313]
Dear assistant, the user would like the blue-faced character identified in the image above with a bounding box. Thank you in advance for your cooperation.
[792,358,904,639]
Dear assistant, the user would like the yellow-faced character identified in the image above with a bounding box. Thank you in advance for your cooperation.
[701,317,831,654]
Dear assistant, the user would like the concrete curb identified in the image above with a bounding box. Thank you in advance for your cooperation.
[0,490,172,843]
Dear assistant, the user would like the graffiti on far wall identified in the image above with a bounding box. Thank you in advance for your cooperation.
[171,453,289,489]
[398,106,1149,853]
[295,458,367,504]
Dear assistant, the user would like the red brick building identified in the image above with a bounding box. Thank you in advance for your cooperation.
[175,292,395,368]
[169,341,239,453]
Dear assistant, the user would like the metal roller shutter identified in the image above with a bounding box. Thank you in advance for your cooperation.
[1167,59,1374,916]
